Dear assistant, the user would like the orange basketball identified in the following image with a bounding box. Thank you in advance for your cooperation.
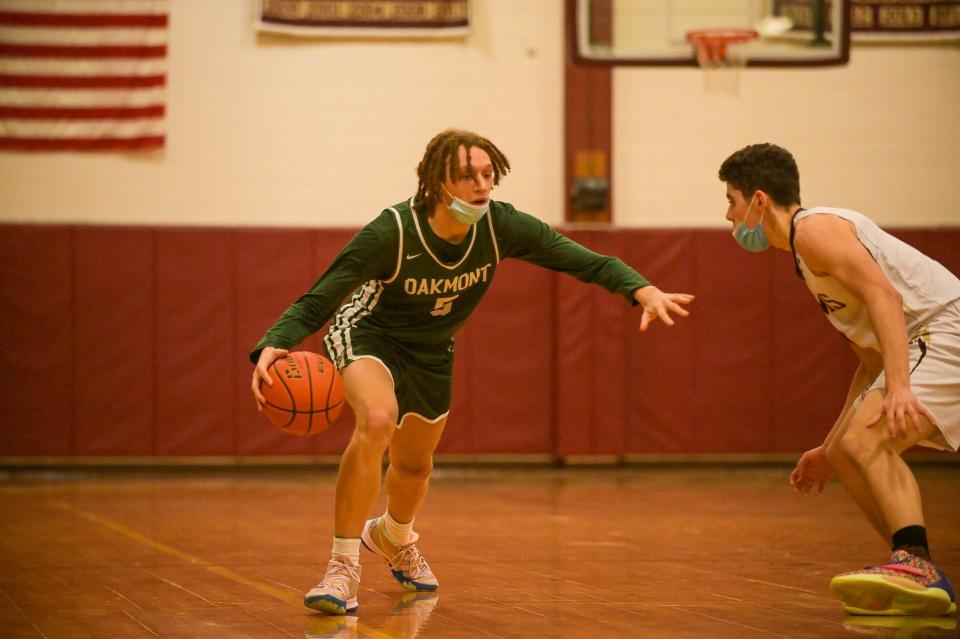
[261,351,345,436]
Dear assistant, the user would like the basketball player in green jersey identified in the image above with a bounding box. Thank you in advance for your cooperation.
[251,129,694,615]
[719,143,958,617]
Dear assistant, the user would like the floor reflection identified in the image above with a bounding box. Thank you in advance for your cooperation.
[304,592,439,639]
[842,614,958,639]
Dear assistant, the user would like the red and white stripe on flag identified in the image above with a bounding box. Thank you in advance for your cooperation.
[0,0,168,151]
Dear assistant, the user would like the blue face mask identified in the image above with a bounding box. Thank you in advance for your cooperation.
[442,185,489,225]
[731,197,769,252]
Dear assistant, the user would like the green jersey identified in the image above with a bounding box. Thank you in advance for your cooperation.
[250,198,650,361]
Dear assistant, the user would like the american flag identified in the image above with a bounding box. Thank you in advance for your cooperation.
[0,0,168,151]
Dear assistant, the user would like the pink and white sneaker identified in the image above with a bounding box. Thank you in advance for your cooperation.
[361,517,438,592]
[304,556,361,615]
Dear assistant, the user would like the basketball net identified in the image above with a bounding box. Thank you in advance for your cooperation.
[686,28,757,96]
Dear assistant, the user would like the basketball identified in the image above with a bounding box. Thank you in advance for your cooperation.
[261,351,345,436]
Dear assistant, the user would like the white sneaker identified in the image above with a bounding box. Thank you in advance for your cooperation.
[361,517,438,592]
[304,556,361,614]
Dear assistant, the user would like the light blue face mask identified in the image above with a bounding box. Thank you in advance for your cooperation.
[731,197,769,252]
[442,185,489,225]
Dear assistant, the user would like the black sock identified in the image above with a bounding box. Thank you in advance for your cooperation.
[892,525,930,559]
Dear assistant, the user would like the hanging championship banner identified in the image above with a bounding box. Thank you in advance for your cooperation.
[774,0,960,41]
[850,0,960,39]
[257,0,470,38]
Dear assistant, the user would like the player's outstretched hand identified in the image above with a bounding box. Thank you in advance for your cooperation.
[789,445,833,495]
[251,346,288,411]
[867,383,936,440]
[633,286,694,331]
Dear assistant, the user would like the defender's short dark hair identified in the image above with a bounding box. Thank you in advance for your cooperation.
[414,129,510,214]
[719,143,801,207]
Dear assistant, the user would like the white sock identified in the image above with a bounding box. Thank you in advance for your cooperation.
[332,536,361,564]
[382,511,414,547]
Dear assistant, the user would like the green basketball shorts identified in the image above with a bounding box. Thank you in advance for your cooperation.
[324,326,454,425]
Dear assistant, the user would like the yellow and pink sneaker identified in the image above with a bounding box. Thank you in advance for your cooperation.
[830,550,956,616]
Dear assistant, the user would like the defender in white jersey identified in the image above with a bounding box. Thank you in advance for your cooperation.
[719,143,958,617]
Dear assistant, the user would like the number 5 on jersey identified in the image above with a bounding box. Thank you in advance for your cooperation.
[431,295,460,317]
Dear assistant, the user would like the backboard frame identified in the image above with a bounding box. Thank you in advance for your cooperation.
[570,0,851,67]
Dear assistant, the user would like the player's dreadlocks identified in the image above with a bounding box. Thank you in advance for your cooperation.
[414,129,511,215]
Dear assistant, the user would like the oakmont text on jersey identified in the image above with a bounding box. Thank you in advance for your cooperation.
[403,264,493,296]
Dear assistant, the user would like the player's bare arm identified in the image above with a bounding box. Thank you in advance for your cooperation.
[793,215,934,438]
[632,286,695,331]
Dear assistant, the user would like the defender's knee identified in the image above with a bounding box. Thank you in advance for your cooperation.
[836,425,891,471]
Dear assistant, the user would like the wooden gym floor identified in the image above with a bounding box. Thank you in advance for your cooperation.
[1,464,958,639]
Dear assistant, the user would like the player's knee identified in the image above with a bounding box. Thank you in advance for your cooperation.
[391,457,434,483]
[836,425,886,470]
[356,408,398,447]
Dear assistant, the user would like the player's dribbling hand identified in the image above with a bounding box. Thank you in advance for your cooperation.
[789,446,833,495]
[867,384,935,440]
[251,346,288,410]
[633,286,694,331]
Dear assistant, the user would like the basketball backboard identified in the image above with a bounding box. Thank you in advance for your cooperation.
[574,0,850,66]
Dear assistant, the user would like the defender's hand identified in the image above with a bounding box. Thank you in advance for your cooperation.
[867,384,936,440]
[790,446,834,495]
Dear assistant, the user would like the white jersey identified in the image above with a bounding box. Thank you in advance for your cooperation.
[792,207,960,351]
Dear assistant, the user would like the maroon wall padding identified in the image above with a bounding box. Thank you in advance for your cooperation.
[0,223,957,459]
[547,227,960,455]
[623,230,701,454]
[554,230,635,456]
[445,260,555,454]
[0,226,74,456]
[154,229,237,454]
[73,228,156,455]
